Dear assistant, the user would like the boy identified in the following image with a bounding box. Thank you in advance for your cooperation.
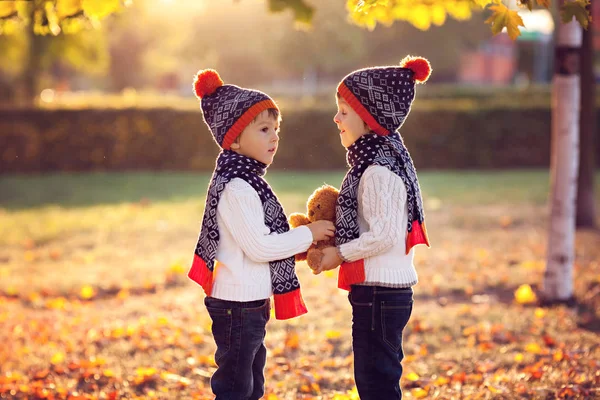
[316,56,432,399]
[188,69,334,400]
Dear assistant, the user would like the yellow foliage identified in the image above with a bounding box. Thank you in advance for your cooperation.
[51,352,65,365]
[514,284,537,305]
[82,0,121,20]
[80,285,96,300]
[56,0,82,19]
[345,0,589,39]
[525,342,543,354]
[485,3,524,40]
[0,3,16,19]
[0,0,125,36]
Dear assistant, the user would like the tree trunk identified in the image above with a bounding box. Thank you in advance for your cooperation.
[21,4,43,106]
[576,0,597,229]
[543,9,582,303]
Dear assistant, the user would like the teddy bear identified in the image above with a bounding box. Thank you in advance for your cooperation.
[289,184,339,271]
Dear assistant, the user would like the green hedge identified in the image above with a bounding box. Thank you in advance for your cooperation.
[1,108,599,172]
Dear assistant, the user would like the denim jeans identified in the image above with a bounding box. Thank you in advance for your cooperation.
[349,285,414,400]
[204,297,271,400]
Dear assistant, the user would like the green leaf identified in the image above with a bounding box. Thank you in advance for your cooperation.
[268,0,314,24]
[560,0,590,29]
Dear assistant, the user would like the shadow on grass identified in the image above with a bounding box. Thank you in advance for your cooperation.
[0,171,347,210]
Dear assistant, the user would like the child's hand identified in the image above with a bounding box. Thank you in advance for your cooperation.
[306,220,335,242]
[313,246,343,275]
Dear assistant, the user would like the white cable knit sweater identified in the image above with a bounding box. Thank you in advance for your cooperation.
[338,165,418,288]
[212,178,314,301]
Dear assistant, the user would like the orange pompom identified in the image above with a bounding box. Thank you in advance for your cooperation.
[193,69,224,99]
[400,56,432,84]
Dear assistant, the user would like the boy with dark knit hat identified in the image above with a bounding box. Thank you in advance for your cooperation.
[188,69,334,400]
[315,56,432,399]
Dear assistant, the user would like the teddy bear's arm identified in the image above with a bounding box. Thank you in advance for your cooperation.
[289,213,311,228]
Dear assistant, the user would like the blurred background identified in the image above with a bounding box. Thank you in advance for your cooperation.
[1,1,599,399]
[1,0,599,174]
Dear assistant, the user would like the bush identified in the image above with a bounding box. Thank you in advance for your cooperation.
[1,107,599,173]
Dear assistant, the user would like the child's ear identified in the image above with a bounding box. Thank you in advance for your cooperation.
[230,134,241,150]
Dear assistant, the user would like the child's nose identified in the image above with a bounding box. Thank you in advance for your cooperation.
[333,114,341,124]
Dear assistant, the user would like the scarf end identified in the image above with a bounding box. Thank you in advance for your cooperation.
[337,260,366,291]
[188,254,214,296]
[406,221,431,255]
[273,289,308,320]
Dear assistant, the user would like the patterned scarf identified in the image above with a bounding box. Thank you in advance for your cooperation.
[335,132,430,290]
[188,151,307,319]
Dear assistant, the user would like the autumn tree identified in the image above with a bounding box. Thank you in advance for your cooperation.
[0,0,127,104]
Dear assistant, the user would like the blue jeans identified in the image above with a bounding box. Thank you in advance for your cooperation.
[204,297,271,400]
[349,285,414,400]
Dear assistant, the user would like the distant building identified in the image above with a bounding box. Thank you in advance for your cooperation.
[459,4,600,85]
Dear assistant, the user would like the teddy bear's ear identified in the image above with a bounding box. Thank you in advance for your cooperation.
[323,185,340,195]
[289,213,310,228]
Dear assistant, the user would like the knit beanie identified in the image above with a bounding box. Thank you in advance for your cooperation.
[337,56,432,135]
[193,69,280,149]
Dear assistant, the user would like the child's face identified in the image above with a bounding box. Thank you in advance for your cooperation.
[232,110,280,165]
[333,97,370,148]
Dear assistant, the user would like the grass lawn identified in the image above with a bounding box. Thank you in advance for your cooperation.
[0,170,599,399]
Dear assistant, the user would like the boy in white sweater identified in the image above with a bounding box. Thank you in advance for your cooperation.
[315,56,432,399]
[188,69,334,400]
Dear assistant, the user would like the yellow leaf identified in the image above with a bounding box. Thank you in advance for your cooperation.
[410,4,432,30]
[46,297,67,310]
[80,285,96,300]
[411,388,429,398]
[514,352,524,362]
[0,2,16,18]
[446,1,473,20]
[553,349,564,362]
[520,260,544,270]
[514,284,537,304]
[474,0,502,7]
[103,369,115,377]
[169,262,185,275]
[82,0,120,20]
[326,330,342,339]
[56,0,82,19]
[534,308,546,318]
[24,251,37,262]
[405,372,420,381]
[285,331,300,350]
[157,316,169,326]
[487,384,502,393]
[525,342,543,354]
[136,367,157,377]
[486,3,524,40]
[51,352,65,365]
[434,376,450,385]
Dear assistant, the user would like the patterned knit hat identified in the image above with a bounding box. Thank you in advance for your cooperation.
[193,69,279,150]
[337,56,432,135]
